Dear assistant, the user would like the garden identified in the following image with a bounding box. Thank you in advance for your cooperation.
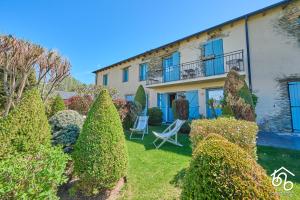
[0,35,300,200]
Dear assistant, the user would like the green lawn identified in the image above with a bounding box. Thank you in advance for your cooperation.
[119,125,300,200]
[258,146,300,199]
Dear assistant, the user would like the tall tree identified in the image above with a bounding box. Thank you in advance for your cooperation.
[0,35,71,116]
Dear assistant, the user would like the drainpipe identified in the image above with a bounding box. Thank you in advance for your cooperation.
[245,16,253,91]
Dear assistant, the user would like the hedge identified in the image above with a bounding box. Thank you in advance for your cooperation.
[190,117,258,159]
[73,89,128,195]
[0,145,69,200]
[0,89,51,158]
[181,134,278,200]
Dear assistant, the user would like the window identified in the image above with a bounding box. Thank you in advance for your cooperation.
[125,94,134,102]
[123,67,129,82]
[103,74,108,86]
[139,63,148,81]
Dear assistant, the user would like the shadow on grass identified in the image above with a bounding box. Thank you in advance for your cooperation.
[170,168,187,188]
[125,125,192,157]
[257,145,300,184]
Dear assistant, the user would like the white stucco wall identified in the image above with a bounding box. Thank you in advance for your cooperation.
[248,1,300,132]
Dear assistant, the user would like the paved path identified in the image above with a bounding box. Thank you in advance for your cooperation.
[257,132,300,150]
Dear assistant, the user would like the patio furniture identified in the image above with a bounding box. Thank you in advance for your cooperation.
[184,68,196,78]
[130,116,149,140]
[152,119,185,149]
[226,58,243,70]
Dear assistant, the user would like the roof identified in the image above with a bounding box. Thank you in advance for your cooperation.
[93,0,290,74]
[55,91,78,100]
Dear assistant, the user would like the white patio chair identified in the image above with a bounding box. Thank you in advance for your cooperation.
[152,119,185,149]
[130,116,149,140]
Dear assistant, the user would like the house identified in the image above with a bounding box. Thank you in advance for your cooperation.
[93,0,300,133]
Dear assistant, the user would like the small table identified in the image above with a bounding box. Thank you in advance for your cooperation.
[183,69,196,79]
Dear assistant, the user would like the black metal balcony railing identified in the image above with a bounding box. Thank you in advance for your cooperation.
[146,50,244,85]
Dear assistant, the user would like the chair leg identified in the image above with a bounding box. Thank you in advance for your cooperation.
[130,131,144,140]
[153,137,160,147]
[142,131,145,140]
[130,131,133,139]
[166,138,183,146]
[156,139,168,149]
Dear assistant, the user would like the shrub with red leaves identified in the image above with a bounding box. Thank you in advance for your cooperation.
[68,95,93,115]
[113,98,142,130]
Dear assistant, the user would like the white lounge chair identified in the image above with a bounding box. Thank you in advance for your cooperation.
[152,119,185,149]
[130,116,149,140]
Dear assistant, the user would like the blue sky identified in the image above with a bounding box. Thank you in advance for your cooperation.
[0,0,281,84]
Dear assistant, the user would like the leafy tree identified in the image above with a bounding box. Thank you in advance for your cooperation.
[0,35,70,116]
[134,85,146,110]
[73,89,128,195]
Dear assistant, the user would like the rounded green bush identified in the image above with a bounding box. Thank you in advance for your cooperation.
[49,110,84,152]
[72,89,128,195]
[0,89,51,158]
[49,110,84,133]
[134,85,146,110]
[148,107,163,126]
[0,145,69,200]
[181,134,279,200]
[52,124,81,153]
[190,117,258,159]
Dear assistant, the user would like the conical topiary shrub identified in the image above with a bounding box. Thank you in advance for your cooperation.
[49,95,66,117]
[73,89,128,195]
[0,88,51,158]
[134,85,146,110]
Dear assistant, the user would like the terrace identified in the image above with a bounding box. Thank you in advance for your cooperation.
[146,50,245,87]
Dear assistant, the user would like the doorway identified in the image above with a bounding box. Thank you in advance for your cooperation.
[167,93,176,122]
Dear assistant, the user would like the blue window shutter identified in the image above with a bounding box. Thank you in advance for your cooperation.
[185,90,200,119]
[157,93,161,107]
[204,41,214,76]
[289,82,300,132]
[144,63,148,80]
[157,93,167,122]
[139,63,148,81]
[171,51,180,81]
[204,39,224,76]
[213,39,224,74]
[172,51,180,66]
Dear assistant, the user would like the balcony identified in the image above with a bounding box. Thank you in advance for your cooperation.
[146,50,244,86]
